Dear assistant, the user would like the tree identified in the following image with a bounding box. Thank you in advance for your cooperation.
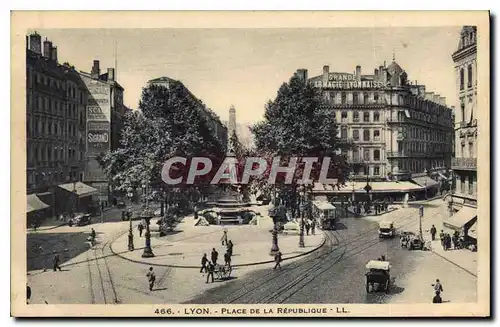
[99,82,226,207]
[251,74,350,217]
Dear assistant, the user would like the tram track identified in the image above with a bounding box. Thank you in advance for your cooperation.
[224,207,432,304]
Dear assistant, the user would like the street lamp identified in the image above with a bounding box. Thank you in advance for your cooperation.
[127,187,134,251]
[141,182,155,258]
[299,186,305,248]
[268,197,281,255]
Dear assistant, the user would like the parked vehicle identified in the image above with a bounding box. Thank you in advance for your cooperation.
[379,221,395,238]
[68,213,92,227]
[365,260,391,293]
[116,200,126,208]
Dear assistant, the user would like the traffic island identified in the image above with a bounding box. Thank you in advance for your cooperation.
[110,223,326,268]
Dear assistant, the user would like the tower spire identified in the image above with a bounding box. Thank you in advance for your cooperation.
[392,50,396,62]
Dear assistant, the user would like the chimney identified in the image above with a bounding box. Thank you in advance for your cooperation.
[323,65,329,84]
[374,68,379,81]
[379,66,384,80]
[355,65,361,81]
[91,60,100,79]
[51,46,58,62]
[107,68,115,81]
[43,38,52,58]
[440,97,446,106]
[29,32,42,54]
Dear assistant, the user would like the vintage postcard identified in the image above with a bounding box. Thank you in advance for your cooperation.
[11,11,490,317]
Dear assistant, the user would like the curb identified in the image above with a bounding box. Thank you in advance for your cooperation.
[430,249,477,277]
[109,231,327,269]
[30,222,67,232]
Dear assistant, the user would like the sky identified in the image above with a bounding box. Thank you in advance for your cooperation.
[36,27,462,123]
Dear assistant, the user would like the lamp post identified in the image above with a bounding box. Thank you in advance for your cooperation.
[269,197,280,255]
[141,182,155,258]
[299,186,305,248]
[127,187,134,251]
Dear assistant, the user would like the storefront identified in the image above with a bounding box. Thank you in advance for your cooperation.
[27,194,50,225]
[443,205,477,246]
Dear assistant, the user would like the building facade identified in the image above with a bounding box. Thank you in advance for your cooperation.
[451,26,478,209]
[80,60,128,204]
[26,32,87,194]
[147,77,228,147]
[298,59,454,181]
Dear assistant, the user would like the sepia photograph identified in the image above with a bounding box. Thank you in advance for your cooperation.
[10,11,490,317]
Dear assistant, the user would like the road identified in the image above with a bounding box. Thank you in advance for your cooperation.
[187,202,477,304]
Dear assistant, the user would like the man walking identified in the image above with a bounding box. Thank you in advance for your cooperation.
[227,240,234,257]
[224,251,232,269]
[432,279,443,295]
[53,254,62,272]
[221,230,228,246]
[439,230,445,250]
[311,219,316,235]
[138,222,144,238]
[206,262,215,283]
[273,251,283,270]
[305,221,310,236]
[430,225,437,241]
[146,267,156,291]
[211,248,219,266]
[200,253,208,273]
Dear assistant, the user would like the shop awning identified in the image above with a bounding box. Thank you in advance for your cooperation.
[313,201,336,211]
[57,182,98,198]
[468,221,477,239]
[27,194,50,213]
[443,206,477,230]
[315,181,424,194]
[412,176,439,188]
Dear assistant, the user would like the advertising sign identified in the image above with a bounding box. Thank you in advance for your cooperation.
[87,121,110,156]
[86,81,111,122]
[313,73,385,89]
[84,157,107,182]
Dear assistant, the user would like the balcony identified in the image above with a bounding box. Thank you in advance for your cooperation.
[386,117,407,124]
[451,157,477,171]
[386,151,411,158]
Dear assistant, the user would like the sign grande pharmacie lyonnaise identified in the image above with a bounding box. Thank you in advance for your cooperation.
[314,73,385,89]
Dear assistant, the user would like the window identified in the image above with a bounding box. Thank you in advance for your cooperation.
[353,111,360,122]
[353,129,360,141]
[460,68,464,90]
[363,112,370,122]
[363,129,370,141]
[353,92,359,105]
[363,149,370,161]
[374,112,380,122]
[374,166,380,175]
[461,143,465,157]
[461,103,465,122]
[374,93,379,102]
[460,175,465,193]
[341,126,348,139]
[364,93,369,104]
[374,130,380,141]
[353,148,359,161]
[467,65,473,88]
[374,149,380,161]
[468,175,474,195]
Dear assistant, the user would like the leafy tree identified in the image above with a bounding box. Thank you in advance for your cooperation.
[251,74,350,217]
[99,81,226,207]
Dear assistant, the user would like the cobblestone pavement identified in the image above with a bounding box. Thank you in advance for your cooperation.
[27,200,477,304]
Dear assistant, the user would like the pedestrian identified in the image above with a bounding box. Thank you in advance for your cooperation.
[90,228,96,243]
[211,248,219,265]
[305,221,310,236]
[221,230,228,246]
[206,262,215,283]
[446,234,452,251]
[311,219,316,235]
[146,267,156,291]
[26,284,31,304]
[138,222,144,237]
[439,230,445,249]
[430,225,437,241]
[200,253,208,273]
[432,291,443,303]
[224,251,231,269]
[53,254,62,272]
[273,251,282,270]
[432,279,443,295]
[227,240,234,257]
[381,255,386,261]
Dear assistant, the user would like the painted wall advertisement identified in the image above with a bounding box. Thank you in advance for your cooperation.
[84,78,111,182]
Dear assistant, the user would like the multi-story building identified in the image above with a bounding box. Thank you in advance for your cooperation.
[445,26,478,245]
[297,59,454,182]
[147,76,228,147]
[26,32,87,194]
[80,60,128,205]
[451,26,478,207]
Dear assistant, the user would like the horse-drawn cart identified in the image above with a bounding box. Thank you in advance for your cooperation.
[365,260,391,293]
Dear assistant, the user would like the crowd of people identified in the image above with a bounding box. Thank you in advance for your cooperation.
[199,230,234,283]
